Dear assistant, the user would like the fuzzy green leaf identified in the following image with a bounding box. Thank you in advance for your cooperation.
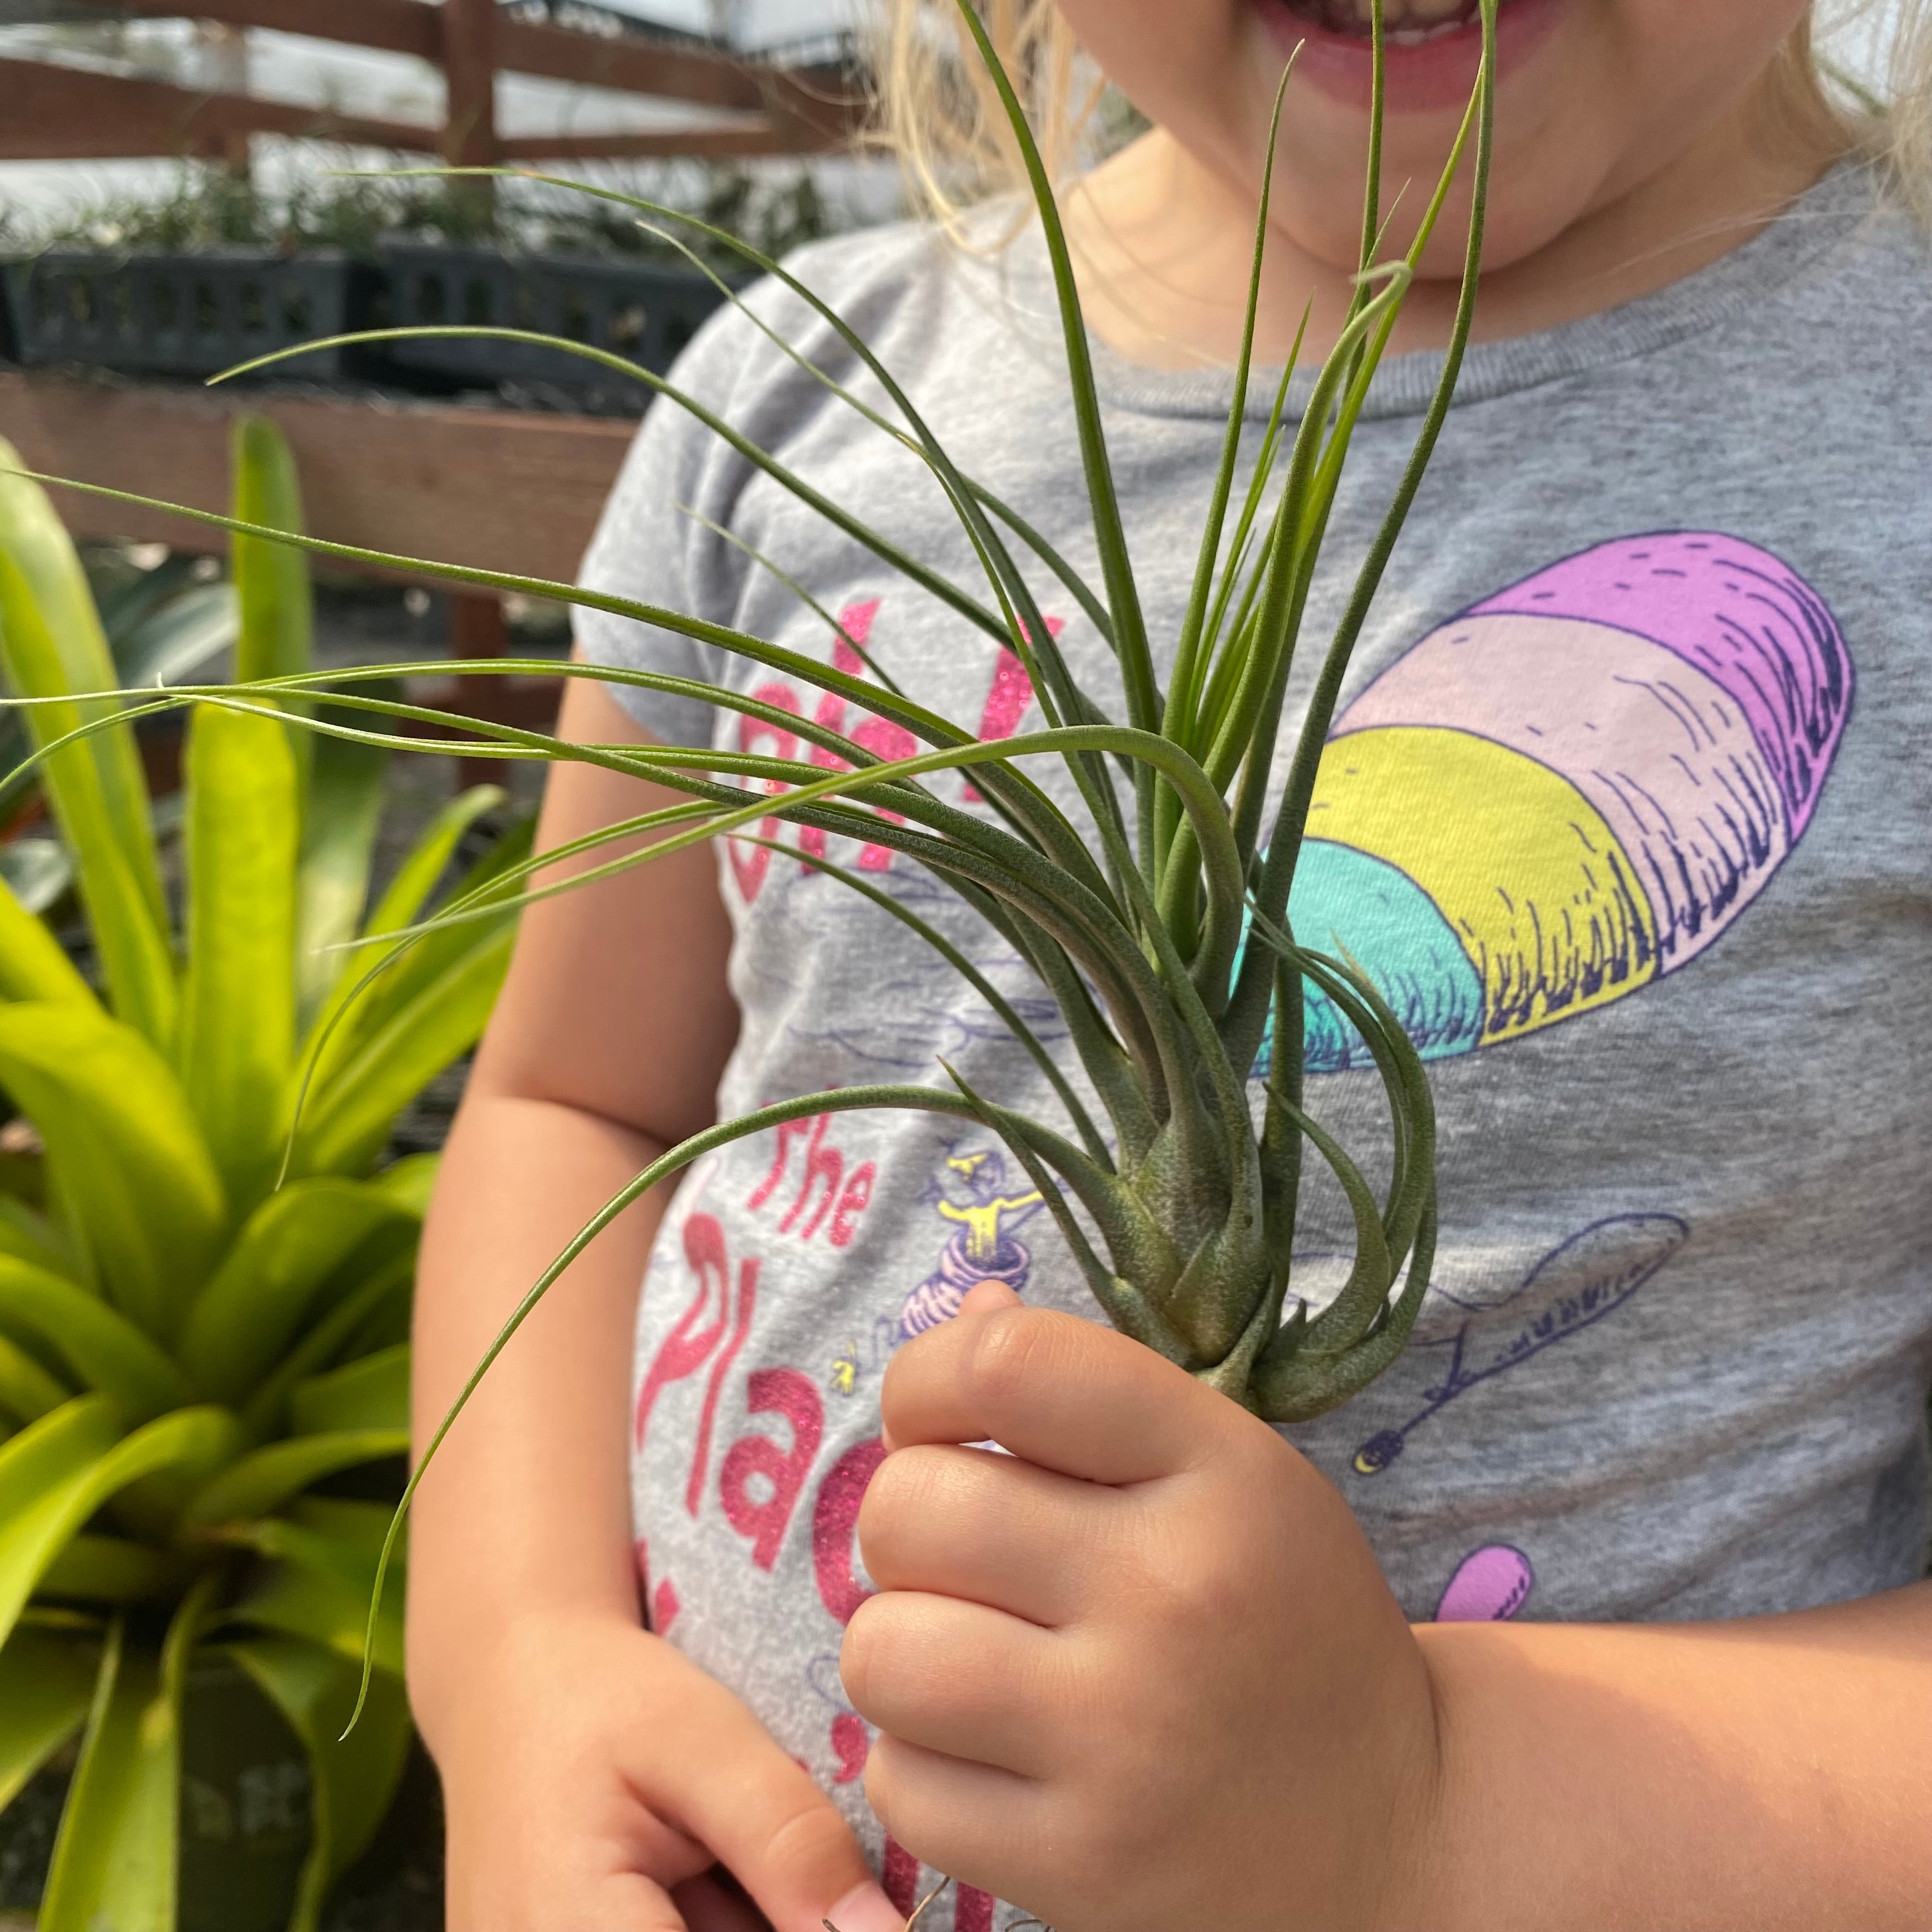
[226,1517,404,1678]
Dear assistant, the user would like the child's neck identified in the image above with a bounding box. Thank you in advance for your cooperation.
[1061,77,1849,372]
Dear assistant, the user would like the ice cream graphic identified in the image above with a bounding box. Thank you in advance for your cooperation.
[1434,1545,1535,1622]
[1259,532,1852,1074]
[897,1150,1044,1339]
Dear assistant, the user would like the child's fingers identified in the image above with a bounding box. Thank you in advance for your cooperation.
[636,1692,901,1932]
[843,1586,1068,1776]
[882,1304,1228,1485]
[859,1441,1126,1627]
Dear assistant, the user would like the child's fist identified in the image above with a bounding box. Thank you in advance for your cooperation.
[843,1289,1442,1932]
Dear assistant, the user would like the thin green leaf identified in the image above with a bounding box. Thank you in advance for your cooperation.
[0,873,96,1008]
[224,1517,406,1679]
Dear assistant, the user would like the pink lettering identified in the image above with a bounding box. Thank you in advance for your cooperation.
[955,1889,995,1932]
[633,1219,733,1451]
[651,1577,680,1636]
[748,1117,816,1213]
[882,1839,920,1919]
[831,1712,868,1784]
[684,1216,758,1517]
[719,1368,824,1570]
[732,684,802,903]
[812,1436,887,1624]
[962,620,1056,802]
[829,1163,875,1248]
[779,1114,842,1239]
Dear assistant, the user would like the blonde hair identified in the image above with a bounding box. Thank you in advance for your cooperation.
[867,0,1932,231]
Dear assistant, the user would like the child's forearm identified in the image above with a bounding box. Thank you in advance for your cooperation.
[1404,1582,1932,1930]
[406,1075,668,1754]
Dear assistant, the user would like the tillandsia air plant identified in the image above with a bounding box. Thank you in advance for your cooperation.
[8,0,1498,1707]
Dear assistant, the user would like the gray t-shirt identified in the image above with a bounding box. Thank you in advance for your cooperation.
[578,161,1932,1918]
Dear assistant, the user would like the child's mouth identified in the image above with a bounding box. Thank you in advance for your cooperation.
[1255,0,1556,112]
[1277,0,1498,47]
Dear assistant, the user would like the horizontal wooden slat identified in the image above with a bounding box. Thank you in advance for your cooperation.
[0,369,633,593]
[496,121,801,162]
[102,0,860,133]
[0,55,440,159]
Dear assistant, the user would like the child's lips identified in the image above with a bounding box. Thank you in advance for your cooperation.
[1254,0,1563,113]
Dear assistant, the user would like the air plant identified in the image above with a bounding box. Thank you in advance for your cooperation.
[8,0,1498,1713]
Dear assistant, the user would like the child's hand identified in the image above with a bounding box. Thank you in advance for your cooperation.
[844,1287,1443,1932]
[431,1604,906,1932]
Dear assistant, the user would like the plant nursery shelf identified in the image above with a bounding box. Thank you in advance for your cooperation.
[0,367,627,590]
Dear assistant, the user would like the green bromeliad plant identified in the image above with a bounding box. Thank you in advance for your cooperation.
[10,0,1497,1716]
[0,418,527,1930]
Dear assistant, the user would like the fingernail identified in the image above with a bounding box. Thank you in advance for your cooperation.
[825,1882,905,1932]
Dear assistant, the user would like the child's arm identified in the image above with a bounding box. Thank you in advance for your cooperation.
[848,1288,1932,1932]
[408,673,902,1932]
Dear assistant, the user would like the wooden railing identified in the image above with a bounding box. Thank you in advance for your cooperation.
[0,0,864,168]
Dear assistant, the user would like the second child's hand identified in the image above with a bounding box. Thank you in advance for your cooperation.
[845,1282,1441,1932]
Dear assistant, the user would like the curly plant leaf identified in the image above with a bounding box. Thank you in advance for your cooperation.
[0,1621,99,1811]
[180,1428,409,1531]
[0,1256,191,1420]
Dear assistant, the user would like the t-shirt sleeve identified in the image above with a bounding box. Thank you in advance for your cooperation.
[573,309,749,749]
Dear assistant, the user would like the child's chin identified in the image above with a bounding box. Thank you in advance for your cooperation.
[1252,0,1564,114]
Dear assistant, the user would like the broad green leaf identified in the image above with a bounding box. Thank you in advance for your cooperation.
[0,836,72,917]
[0,873,96,1007]
[0,1255,190,1420]
[296,730,388,1027]
[0,1003,226,1337]
[181,1428,409,1530]
[224,1517,404,1677]
[179,702,300,1213]
[301,809,529,1101]
[289,1344,408,1438]
[293,923,513,1177]
[0,1330,69,1425]
[231,416,314,689]
[38,1533,192,1604]
[224,1633,411,1932]
[112,579,238,692]
[365,783,504,943]
[0,1622,98,1811]
[0,441,174,1046]
[0,1400,239,1652]
[40,1583,207,1932]
[237,1250,413,1442]
[369,1152,439,1218]
[178,1180,420,1407]
[0,1192,75,1278]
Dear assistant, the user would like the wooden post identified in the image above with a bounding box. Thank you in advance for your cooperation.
[441,0,499,217]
